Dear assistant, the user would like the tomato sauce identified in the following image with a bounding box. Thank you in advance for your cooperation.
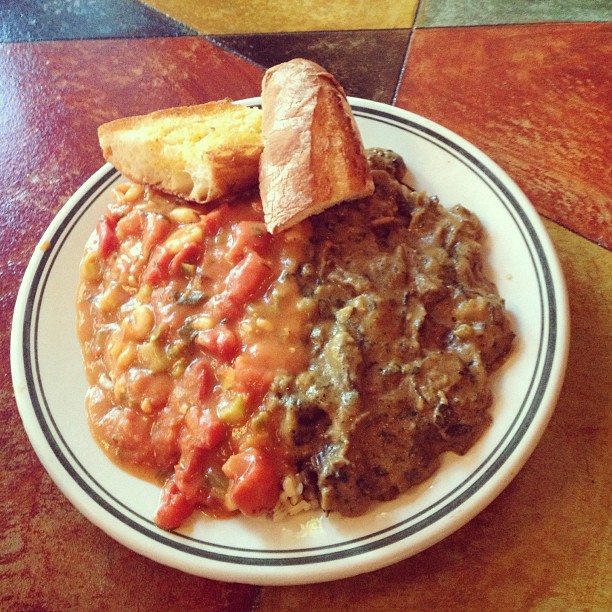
[77,184,314,529]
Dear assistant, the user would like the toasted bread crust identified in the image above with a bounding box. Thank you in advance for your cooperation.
[259,59,374,233]
[98,101,262,204]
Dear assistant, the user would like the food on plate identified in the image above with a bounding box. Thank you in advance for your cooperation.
[78,183,314,528]
[98,100,262,204]
[259,58,374,233]
[77,60,513,529]
[77,150,514,528]
[274,148,514,516]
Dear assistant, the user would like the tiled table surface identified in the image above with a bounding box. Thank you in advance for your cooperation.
[1,1,610,610]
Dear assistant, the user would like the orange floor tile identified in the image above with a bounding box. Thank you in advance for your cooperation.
[396,22,612,249]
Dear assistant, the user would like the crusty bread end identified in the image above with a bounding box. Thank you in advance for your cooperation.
[98,101,262,204]
[259,59,374,233]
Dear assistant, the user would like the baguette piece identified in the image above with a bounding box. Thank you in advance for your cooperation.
[259,59,374,233]
[98,101,262,204]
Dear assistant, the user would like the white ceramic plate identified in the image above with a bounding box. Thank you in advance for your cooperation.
[11,98,569,585]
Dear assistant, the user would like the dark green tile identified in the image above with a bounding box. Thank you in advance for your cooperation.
[417,0,612,27]
[210,30,411,103]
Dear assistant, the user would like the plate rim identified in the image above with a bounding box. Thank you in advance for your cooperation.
[10,97,570,585]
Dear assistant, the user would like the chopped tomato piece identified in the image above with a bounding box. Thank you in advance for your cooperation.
[226,251,272,303]
[196,409,226,450]
[169,407,226,507]
[171,358,216,406]
[206,294,242,321]
[232,365,274,407]
[96,215,119,258]
[168,241,203,276]
[197,361,214,401]
[227,221,270,263]
[181,406,226,452]
[232,343,284,404]
[174,445,207,500]
[142,247,173,285]
[142,213,172,258]
[206,251,272,320]
[142,212,172,255]
[154,477,197,530]
[195,325,241,362]
[201,203,231,236]
[222,448,280,516]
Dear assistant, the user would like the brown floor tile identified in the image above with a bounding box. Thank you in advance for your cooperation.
[396,23,612,249]
[211,30,411,103]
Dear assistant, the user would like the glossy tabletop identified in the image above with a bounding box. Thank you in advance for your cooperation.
[1,1,611,610]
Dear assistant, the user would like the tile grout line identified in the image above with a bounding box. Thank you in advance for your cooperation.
[391,0,423,105]
[203,34,269,73]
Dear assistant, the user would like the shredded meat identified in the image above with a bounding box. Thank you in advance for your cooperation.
[266,148,514,516]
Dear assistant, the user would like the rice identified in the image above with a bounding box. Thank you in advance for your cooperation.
[273,473,319,521]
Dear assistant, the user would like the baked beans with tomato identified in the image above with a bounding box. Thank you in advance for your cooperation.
[77,183,315,529]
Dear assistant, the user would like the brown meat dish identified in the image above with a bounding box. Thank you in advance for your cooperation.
[265,148,514,516]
